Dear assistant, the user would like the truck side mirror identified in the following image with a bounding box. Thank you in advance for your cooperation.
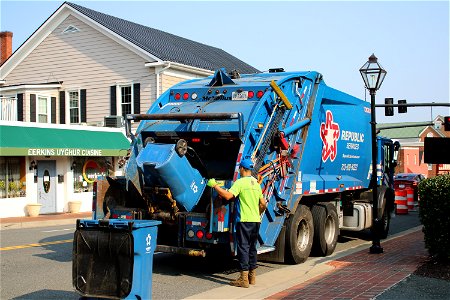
[392,141,400,167]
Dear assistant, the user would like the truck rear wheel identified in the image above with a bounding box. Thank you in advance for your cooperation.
[284,204,314,264]
[380,194,391,239]
[311,203,339,256]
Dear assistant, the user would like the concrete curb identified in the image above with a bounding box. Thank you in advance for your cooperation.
[0,212,91,231]
[0,218,82,230]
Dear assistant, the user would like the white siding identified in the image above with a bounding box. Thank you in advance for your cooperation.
[161,74,187,94]
[4,15,157,124]
[160,70,207,94]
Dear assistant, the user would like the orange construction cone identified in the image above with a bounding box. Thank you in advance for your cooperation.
[406,188,415,211]
[395,190,408,215]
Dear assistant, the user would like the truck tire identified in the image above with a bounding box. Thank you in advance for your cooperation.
[380,196,391,239]
[311,203,339,256]
[284,204,314,264]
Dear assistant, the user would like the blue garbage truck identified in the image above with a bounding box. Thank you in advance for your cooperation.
[89,68,399,264]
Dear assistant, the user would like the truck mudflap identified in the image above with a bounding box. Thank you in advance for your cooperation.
[73,219,160,299]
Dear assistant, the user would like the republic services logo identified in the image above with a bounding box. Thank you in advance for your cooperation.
[320,110,340,162]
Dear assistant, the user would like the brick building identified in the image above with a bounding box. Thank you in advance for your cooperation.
[378,116,450,177]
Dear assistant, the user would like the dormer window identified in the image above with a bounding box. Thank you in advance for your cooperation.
[62,25,80,34]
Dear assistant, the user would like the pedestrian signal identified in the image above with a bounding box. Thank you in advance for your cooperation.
[398,100,407,113]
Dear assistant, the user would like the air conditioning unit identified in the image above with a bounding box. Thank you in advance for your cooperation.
[104,115,124,128]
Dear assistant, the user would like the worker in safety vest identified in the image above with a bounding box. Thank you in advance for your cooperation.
[207,158,267,288]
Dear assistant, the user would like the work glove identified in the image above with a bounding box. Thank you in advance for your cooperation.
[207,178,218,188]
[259,201,268,215]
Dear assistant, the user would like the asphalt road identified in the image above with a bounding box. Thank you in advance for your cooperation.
[0,211,421,300]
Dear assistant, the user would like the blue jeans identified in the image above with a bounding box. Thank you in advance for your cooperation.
[236,222,260,271]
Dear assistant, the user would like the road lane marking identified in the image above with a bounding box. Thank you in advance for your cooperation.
[0,239,73,251]
[41,228,73,233]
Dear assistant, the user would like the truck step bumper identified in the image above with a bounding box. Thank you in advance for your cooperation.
[156,245,206,257]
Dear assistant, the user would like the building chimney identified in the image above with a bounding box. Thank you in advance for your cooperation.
[0,31,13,65]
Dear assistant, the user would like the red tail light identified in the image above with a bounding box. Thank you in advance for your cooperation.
[196,230,204,239]
[248,91,254,99]
[257,91,264,98]
[175,93,181,100]
[183,93,189,100]
[191,138,201,143]
[206,232,213,240]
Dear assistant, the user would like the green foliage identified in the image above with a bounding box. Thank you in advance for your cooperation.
[418,174,450,261]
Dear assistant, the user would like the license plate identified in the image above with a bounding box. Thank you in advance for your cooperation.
[399,184,405,189]
[232,91,248,100]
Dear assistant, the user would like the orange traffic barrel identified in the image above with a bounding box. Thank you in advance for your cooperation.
[394,190,408,215]
[406,188,415,211]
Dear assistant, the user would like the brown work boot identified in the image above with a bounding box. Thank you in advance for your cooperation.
[230,270,249,288]
[248,269,256,285]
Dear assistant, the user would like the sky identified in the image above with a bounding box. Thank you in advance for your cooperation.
[1,0,449,124]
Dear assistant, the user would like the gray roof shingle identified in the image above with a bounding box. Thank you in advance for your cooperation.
[66,2,260,73]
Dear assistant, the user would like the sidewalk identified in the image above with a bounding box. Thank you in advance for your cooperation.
[187,227,450,300]
[268,229,426,300]
[0,211,91,230]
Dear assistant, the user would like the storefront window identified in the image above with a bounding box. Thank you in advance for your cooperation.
[0,157,26,198]
[72,157,111,193]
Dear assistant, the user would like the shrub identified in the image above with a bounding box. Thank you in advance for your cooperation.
[418,174,450,261]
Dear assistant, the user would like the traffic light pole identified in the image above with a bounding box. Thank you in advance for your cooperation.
[375,102,450,108]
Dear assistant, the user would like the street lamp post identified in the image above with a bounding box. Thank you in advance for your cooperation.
[359,54,387,254]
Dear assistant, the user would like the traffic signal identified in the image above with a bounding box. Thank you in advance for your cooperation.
[384,98,394,116]
[444,116,450,131]
[398,99,407,113]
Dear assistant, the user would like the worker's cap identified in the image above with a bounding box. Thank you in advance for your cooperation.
[239,158,254,170]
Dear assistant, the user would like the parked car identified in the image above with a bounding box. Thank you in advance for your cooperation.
[394,173,426,202]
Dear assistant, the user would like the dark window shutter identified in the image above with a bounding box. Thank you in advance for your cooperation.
[110,85,117,115]
[51,97,56,123]
[133,83,140,114]
[17,93,24,121]
[59,91,66,124]
[80,89,87,123]
[30,94,36,122]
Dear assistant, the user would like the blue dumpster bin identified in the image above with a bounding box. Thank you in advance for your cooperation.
[73,219,161,299]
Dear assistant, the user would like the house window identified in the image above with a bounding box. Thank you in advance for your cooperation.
[120,85,133,117]
[38,95,50,123]
[111,83,139,118]
[0,96,17,121]
[68,91,80,124]
[0,157,25,198]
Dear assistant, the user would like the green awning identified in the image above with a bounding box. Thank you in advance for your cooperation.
[0,125,131,156]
